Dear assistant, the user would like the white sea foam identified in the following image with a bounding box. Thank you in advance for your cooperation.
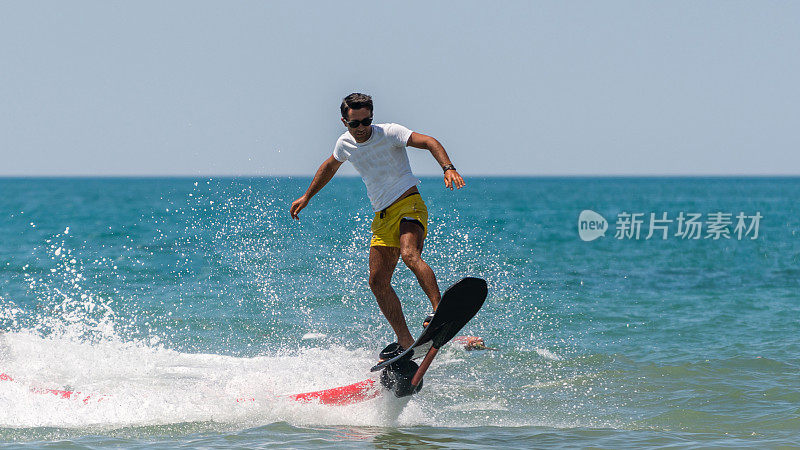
[0,331,427,429]
[301,332,328,340]
[535,348,563,361]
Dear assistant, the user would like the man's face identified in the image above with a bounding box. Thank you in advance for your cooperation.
[342,107,373,143]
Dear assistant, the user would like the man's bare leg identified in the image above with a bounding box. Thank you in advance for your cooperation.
[369,245,415,349]
[399,221,442,311]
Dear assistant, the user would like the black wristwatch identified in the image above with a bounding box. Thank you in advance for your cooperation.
[442,164,456,173]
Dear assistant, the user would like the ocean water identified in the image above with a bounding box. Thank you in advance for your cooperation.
[0,177,798,448]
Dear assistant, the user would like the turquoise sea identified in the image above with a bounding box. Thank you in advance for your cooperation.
[0,177,798,448]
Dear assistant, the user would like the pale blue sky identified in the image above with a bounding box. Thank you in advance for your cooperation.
[2,1,798,176]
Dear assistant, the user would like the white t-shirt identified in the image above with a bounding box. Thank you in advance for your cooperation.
[333,123,419,212]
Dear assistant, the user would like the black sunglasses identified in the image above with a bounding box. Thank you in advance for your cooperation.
[345,117,373,128]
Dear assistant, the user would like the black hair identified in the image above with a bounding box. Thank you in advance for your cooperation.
[340,93,373,119]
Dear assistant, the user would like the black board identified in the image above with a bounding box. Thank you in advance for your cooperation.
[370,277,488,372]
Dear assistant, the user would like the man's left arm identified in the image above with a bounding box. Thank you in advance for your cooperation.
[406,132,466,190]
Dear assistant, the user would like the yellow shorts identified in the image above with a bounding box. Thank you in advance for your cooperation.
[370,194,428,248]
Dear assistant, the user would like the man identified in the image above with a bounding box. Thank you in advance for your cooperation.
[290,93,465,353]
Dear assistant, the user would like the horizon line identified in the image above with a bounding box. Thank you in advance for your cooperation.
[2,174,800,179]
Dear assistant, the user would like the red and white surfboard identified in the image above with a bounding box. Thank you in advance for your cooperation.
[1,371,380,406]
[0,372,105,404]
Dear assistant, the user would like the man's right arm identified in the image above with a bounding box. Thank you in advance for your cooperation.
[290,155,344,220]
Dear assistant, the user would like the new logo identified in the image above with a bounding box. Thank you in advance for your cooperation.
[578,210,608,241]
